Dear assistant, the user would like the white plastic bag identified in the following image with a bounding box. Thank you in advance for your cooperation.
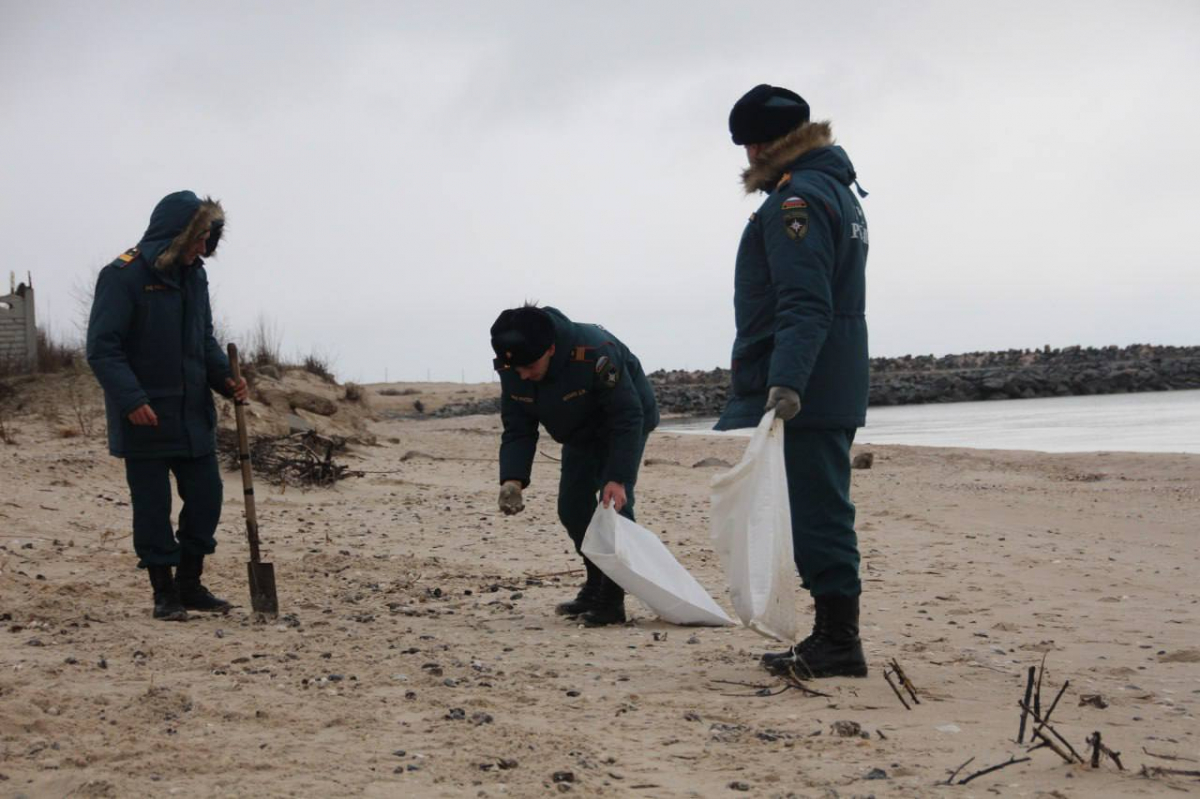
[709,410,799,642]
[581,505,735,627]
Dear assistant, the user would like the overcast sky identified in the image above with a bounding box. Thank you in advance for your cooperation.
[2,1,1197,383]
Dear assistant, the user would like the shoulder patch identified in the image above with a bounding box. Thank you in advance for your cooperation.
[569,345,595,363]
[114,247,139,268]
[781,196,807,210]
[782,208,809,241]
[595,355,620,389]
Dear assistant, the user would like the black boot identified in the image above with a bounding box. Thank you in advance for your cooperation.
[764,595,867,679]
[147,565,189,621]
[555,560,604,617]
[578,576,626,627]
[176,553,232,613]
[761,599,831,669]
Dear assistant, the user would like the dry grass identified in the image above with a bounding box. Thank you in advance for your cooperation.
[302,352,337,383]
[0,402,14,444]
[37,327,79,373]
[247,314,283,368]
[64,363,99,437]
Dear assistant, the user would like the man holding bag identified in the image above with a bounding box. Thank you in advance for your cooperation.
[715,85,870,678]
[491,305,659,627]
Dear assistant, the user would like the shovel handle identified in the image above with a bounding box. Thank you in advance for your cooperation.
[228,344,263,563]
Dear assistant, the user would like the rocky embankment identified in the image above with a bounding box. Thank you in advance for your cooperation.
[650,345,1200,415]
[432,345,1200,418]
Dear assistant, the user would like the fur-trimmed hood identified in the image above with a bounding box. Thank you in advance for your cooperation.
[138,191,225,270]
[741,120,850,194]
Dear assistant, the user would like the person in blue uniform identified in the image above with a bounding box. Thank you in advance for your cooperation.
[491,305,659,626]
[715,85,871,678]
[87,190,248,621]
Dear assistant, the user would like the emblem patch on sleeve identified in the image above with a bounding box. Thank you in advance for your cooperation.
[595,355,621,389]
[781,196,807,210]
[783,209,809,241]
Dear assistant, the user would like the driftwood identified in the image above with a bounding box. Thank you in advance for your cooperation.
[958,755,1032,785]
[1019,701,1085,763]
[219,429,361,487]
[1140,765,1200,780]
[1030,680,1070,741]
[888,658,920,704]
[882,668,910,710]
[1017,665,1036,743]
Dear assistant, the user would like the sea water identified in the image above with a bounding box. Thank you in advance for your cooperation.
[658,389,1200,454]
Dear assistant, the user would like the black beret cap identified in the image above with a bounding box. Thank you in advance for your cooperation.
[729,84,810,145]
[490,307,555,369]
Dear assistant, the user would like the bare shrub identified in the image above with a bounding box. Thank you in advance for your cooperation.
[0,354,21,379]
[37,327,79,373]
[0,392,14,445]
[302,351,337,384]
[248,314,283,368]
[64,362,99,437]
[343,382,365,402]
[70,267,100,343]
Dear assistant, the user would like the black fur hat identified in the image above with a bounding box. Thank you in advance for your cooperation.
[729,84,810,145]
[490,307,555,368]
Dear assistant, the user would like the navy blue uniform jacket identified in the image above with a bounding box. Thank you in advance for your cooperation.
[717,123,870,430]
[87,191,232,459]
[498,307,658,488]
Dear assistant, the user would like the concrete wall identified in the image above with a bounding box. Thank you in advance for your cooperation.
[0,284,37,372]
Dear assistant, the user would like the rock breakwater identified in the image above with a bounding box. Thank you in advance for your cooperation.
[430,345,1200,418]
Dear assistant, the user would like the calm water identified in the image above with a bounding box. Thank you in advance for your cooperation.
[659,389,1200,454]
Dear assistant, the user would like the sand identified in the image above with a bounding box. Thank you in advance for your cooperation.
[1,380,1197,798]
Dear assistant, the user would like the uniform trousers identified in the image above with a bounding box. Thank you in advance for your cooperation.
[123,453,223,567]
[783,427,861,597]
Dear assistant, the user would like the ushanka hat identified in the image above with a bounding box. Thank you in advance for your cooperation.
[490,307,555,368]
[729,84,810,145]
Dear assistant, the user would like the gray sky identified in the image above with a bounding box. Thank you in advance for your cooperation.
[2,1,1198,382]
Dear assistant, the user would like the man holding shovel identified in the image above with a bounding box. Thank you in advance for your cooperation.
[87,190,248,621]
[715,86,871,678]
[491,305,659,627]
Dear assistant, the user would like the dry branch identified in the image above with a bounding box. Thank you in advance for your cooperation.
[219,429,361,487]
[888,658,921,704]
[1020,701,1085,763]
[882,668,910,710]
[1018,665,1036,743]
[958,755,1031,785]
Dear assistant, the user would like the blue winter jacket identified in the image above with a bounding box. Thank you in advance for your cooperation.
[716,122,870,430]
[498,307,659,488]
[86,191,232,458]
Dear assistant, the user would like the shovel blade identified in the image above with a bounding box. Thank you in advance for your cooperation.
[247,561,279,616]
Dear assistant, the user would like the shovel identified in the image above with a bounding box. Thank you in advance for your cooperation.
[228,343,279,616]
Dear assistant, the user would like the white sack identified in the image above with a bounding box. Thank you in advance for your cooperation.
[581,505,735,627]
[709,410,799,642]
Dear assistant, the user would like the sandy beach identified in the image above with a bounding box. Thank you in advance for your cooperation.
[1,380,1198,798]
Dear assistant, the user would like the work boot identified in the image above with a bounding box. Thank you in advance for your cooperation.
[761,598,832,669]
[147,565,189,622]
[175,553,232,613]
[578,577,626,627]
[555,560,604,617]
[764,595,867,679]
